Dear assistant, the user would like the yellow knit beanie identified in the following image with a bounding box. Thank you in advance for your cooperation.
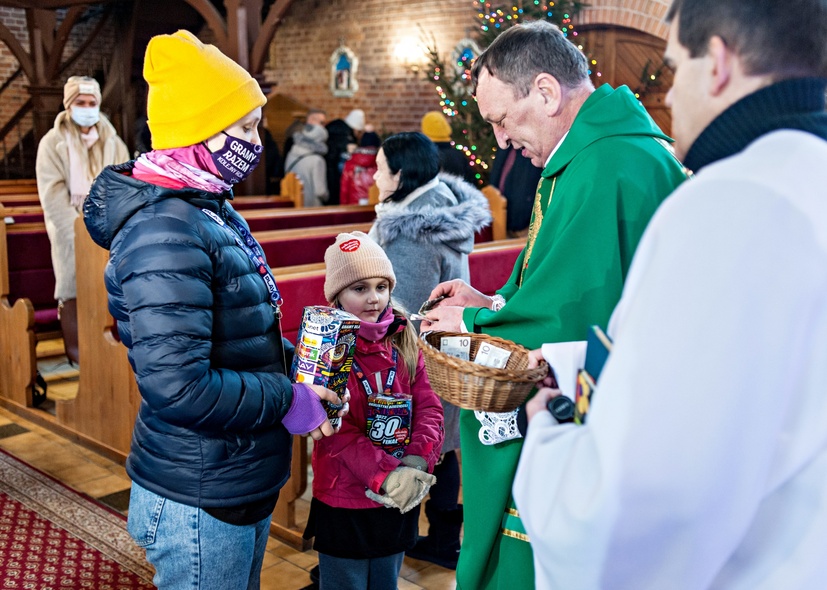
[143,30,266,149]
[324,232,396,303]
[421,111,452,143]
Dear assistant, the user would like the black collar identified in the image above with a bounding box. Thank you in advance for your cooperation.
[684,77,827,173]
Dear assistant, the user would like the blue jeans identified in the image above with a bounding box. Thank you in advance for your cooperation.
[318,552,405,590]
[127,482,272,590]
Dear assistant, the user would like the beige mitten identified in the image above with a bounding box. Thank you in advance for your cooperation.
[365,488,401,509]
[380,466,437,514]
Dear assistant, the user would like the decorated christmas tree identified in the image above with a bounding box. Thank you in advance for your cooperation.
[426,0,597,184]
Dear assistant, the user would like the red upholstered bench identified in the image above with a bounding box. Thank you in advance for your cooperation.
[6,228,60,335]
[4,212,45,224]
[275,270,328,344]
[230,196,294,211]
[0,196,40,207]
[254,222,373,269]
[261,234,339,268]
[469,240,525,296]
[240,205,375,233]
[474,224,494,243]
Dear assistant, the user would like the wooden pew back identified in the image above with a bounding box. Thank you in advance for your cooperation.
[0,194,41,206]
[255,222,373,268]
[229,195,294,211]
[241,204,375,232]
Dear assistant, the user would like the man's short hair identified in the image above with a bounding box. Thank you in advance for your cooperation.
[666,0,827,79]
[471,21,589,97]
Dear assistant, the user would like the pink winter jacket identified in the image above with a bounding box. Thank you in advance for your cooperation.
[311,323,444,509]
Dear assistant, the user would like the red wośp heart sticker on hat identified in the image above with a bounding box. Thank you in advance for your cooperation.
[340,239,361,252]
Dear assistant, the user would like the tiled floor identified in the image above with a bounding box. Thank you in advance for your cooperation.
[0,343,457,590]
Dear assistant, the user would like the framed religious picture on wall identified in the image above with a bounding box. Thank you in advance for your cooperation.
[330,44,359,97]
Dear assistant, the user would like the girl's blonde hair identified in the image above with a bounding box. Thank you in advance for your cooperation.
[389,302,419,382]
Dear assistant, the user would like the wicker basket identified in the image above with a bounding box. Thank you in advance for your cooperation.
[418,331,549,412]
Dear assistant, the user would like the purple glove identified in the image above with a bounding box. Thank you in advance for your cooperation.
[282,384,329,435]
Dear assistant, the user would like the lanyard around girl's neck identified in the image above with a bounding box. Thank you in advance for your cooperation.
[200,208,283,316]
[351,348,398,395]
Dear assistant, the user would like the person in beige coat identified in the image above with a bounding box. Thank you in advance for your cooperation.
[35,76,129,364]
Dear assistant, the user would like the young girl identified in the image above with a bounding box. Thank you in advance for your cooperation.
[306,231,445,590]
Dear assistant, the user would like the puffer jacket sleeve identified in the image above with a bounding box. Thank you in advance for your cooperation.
[403,351,444,470]
[113,212,293,433]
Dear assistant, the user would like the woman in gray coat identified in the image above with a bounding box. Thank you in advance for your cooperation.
[284,123,329,206]
[369,131,490,569]
[370,132,491,317]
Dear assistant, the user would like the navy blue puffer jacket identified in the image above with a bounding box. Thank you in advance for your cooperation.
[84,162,294,508]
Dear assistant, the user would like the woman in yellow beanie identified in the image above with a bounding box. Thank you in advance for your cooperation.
[83,30,346,589]
[35,75,130,364]
[420,110,476,184]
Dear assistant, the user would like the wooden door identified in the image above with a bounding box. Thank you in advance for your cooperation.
[579,27,674,136]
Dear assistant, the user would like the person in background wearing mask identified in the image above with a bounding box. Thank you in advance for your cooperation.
[35,75,129,365]
[83,31,347,589]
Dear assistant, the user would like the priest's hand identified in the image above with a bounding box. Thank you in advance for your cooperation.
[419,305,464,333]
[427,279,492,309]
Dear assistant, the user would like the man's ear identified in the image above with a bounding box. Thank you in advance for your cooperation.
[707,35,733,96]
[534,73,564,116]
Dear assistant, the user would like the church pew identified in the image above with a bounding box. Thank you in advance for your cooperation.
[254,222,373,268]
[3,205,44,224]
[0,194,41,207]
[279,171,304,208]
[240,204,376,232]
[0,179,38,195]
[0,214,64,414]
[481,185,507,242]
[229,194,294,211]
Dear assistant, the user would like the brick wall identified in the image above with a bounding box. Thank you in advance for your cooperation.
[580,0,672,40]
[263,0,477,136]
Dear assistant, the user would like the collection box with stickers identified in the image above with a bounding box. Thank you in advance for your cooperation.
[290,306,360,428]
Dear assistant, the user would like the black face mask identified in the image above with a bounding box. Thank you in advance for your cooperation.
[209,131,263,184]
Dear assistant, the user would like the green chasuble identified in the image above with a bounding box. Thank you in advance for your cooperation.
[456,84,688,589]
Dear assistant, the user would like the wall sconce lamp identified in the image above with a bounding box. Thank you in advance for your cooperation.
[394,37,426,77]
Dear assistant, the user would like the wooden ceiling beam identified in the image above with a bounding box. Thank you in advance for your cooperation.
[0,0,114,8]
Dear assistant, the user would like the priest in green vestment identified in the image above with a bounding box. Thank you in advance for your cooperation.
[422,21,688,589]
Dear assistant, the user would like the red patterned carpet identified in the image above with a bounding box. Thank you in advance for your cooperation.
[0,449,154,589]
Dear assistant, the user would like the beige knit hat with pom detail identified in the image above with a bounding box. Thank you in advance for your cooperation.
[324,232,396,303]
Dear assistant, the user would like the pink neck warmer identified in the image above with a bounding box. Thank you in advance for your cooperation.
[133,143,230,192]
[358,307,396,342]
